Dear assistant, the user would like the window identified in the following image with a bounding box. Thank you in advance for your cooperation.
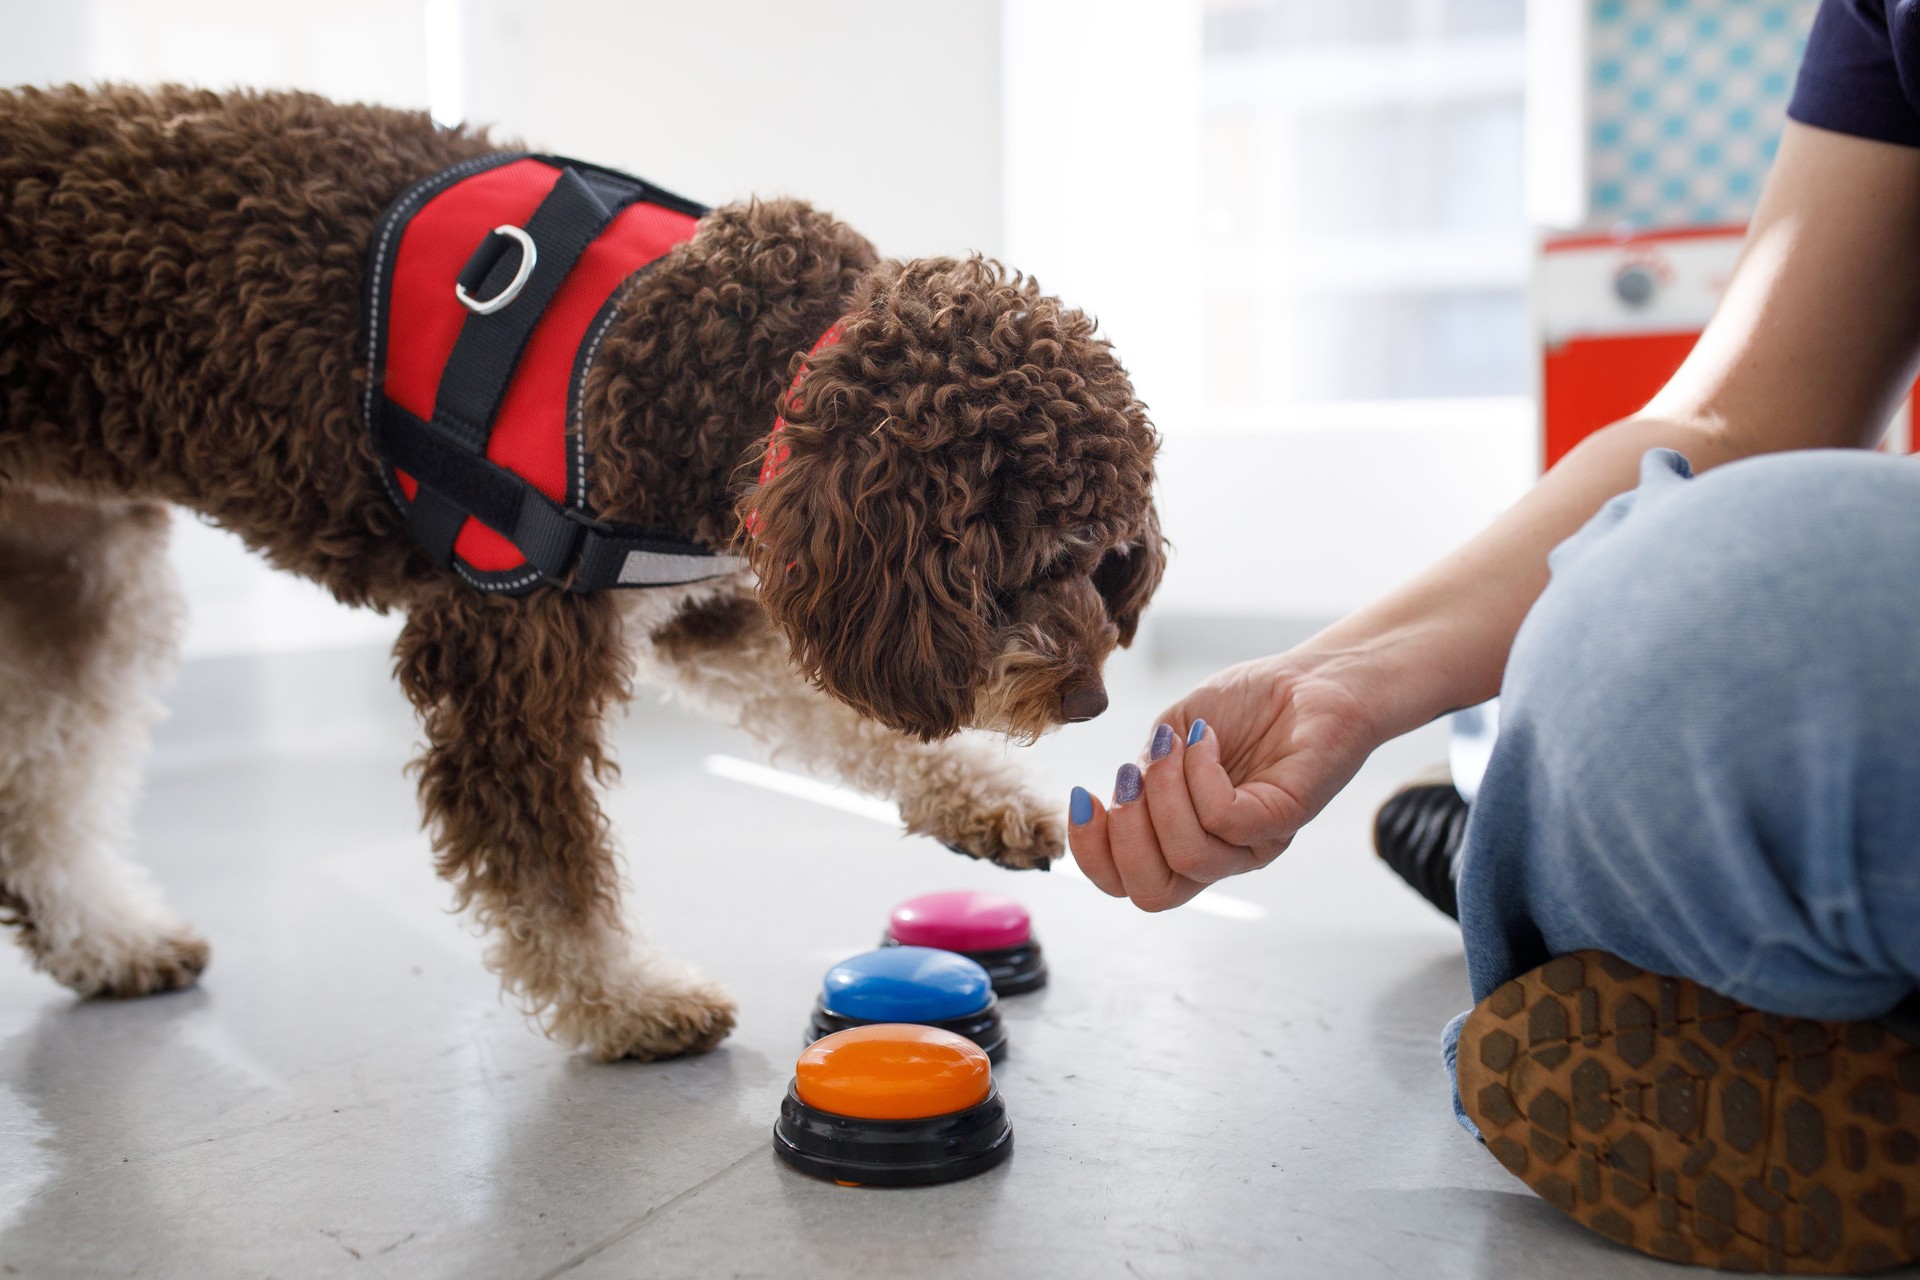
[1200,0,1528,418]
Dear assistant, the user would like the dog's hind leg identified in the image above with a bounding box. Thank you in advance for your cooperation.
[642,594,1062,871]
[394,585,735,1061]
[0,489,208,996]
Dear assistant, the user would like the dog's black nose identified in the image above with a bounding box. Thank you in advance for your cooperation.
[1061,684,1109,723]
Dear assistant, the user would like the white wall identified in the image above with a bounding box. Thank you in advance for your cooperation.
[1151,402,1535,624]
[1001,0,1204,444]
[84,0,435,109]
[462,0,1002,261]
[0,5,86,87]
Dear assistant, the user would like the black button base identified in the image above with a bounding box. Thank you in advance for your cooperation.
[806,997,1007,1061]
[772,1083,1014,1187]
[880,934,1049,996]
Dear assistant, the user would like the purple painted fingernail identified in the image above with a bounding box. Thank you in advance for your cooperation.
[1149,723,1175,761]
[1114,763,1142,805]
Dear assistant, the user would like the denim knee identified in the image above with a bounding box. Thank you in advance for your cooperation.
[1506,448,1920,783]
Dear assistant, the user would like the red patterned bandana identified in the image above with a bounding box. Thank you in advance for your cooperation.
[746,318,846,536]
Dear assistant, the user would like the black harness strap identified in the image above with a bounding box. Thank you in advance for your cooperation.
[433,167,629,446]
[376,402,724,590]
[405,484,469,569]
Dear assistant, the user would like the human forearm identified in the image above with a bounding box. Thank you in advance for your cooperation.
[1290,413,1752,744]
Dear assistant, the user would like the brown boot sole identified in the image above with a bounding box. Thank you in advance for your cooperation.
[1458,950,1920,1273]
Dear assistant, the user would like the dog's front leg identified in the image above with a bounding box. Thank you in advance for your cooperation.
[643,596,1062,871]
[395,586,734,1060]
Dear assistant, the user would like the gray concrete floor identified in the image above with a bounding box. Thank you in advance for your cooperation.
[0,641,1698,1279]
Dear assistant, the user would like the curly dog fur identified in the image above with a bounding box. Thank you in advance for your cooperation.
[0,85,1163,1060]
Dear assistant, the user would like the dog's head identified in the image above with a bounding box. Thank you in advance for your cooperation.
[741,256,1164,742]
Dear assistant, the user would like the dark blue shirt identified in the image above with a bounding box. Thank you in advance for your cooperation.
[1790,0,1920,145]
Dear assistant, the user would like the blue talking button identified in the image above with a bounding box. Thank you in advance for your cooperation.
[808,947,1007,1060]
[824,947,992,1020]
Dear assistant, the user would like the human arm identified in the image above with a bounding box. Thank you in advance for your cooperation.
[1071,120,1920,910]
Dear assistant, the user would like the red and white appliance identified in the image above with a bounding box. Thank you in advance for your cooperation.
[1538,225,1913,467]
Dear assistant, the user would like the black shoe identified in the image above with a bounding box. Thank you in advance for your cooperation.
[1372,768,1466,921]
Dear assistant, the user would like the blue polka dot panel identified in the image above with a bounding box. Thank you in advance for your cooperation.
[1588,0,1816,229]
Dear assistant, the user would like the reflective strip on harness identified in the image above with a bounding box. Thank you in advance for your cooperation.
[364,152,740,594]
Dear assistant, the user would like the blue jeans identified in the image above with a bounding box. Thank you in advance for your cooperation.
[1443,448,1920,1133]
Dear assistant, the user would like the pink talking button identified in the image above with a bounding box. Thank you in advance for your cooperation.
[890,892,1030,951]
[883,892,1047,994]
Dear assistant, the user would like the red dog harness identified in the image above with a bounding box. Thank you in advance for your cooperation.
[364,153,743,594]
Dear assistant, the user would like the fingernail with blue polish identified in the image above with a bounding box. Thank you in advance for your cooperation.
[1069,786,1094,826]
[1149,723,1175,761]
[1114,763,1142,805]
[1187,718,1207,747]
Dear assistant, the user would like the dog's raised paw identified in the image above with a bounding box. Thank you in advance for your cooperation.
[924,790,1064,872]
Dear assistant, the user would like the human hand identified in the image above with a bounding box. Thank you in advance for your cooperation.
[1065,651,1384,911]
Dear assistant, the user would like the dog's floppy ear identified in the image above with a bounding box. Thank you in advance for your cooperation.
[742,374,998,739]
[1095,505,1167,648]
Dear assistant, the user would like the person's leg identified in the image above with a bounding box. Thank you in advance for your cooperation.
[1450,448,1920,1272]
[1459,447,1920,1016]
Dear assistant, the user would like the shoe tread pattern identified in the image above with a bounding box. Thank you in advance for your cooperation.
[1459,950,1920,1274]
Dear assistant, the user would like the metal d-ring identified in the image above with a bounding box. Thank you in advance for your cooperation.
[455,224,538,315]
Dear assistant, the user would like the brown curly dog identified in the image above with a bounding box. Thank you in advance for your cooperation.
[0,85,1163,1060]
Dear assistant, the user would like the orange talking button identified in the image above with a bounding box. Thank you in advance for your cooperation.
[794,1024,991,1120]
[775,1024,1013,1185]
